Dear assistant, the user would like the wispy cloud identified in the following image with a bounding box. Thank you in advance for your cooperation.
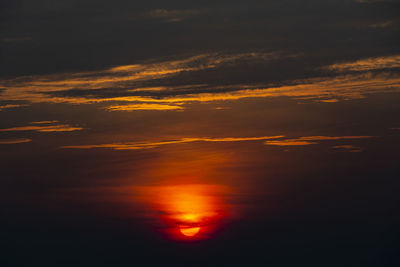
[324,55,400,72]
[0,122,83,132]
[332,145,363,152]
[147,9,205,22]
[62,136,284,150]
[264,140,316,146]
[29,120,59,124]
[370,20,396,28]
[62,135,373,150]
[105,103,183,111]
[0,104,28,111]
[0,52,279,106]
[0,138,32,144]
[1,53,399,110]
[264,136,372,146]
[317,99,339,103]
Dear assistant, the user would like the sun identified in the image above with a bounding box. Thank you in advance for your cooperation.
[134,184,232,240]
[180,226,201,237]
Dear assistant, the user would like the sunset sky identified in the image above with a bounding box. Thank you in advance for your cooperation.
[1,1,399,266]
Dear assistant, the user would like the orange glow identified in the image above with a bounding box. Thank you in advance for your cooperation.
[135,184,232,240]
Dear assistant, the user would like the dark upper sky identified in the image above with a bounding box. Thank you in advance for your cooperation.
[1,0,399,76]
[1,1,400,266]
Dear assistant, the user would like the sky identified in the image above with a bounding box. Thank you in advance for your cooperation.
[1,1,400,266]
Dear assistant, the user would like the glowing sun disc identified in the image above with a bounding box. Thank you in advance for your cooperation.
[180,226,200,237]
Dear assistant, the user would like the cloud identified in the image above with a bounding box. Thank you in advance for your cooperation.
[29,120,60,124]
[0,122,83,132]
[62,135,374,150]
[105,103,183,111]
[317,99,339,103]
[332,145,363,152]
[0,138,32,144]
[370,20,396,28]
[324,55,400,72]
[264,136,372,146]
[3,73,400,107]
[293,136,372,141]
[0,104,28,111]
[147,9,205,22]
[0,52,280,104]
[1,53,400,110]
[264,140,317,146]
[62,135,285,150]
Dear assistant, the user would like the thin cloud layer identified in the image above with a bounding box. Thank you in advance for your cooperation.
[0,52,281,105]
[370,20,396,28]
[0,104,28,111]
[62,135,373,150]
[0,122,83,132]
[332,145,363,153]
[0,52,399,111]
[264,136,372,146]
[0,138,32,144]
[0,52,277,96]
[147,9,206,22]
[62,136,285,150]
[30,120,60,124]
[105,103,183,111]
[325,55,400,72]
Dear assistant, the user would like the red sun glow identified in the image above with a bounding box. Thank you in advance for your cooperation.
[135,184,231,240]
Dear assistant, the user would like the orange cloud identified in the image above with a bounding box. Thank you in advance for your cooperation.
[325,55,400,72]
[1,53,399,109]
[62,135,285,150]
[29,120,59,124]
[105,103,183,111]
[264,136,372,146]
[0,104,28,111]
[263,140,317,146]
[318,99,339,103]
[0,138,32,144]
[0,123,83,132]
[61,135,373,151]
